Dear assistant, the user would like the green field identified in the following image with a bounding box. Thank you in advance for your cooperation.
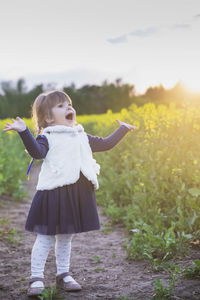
[1,103,200,265]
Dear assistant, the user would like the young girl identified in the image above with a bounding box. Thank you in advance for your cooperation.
[3,90,135,297]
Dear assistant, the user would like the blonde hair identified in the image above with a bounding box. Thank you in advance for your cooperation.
[32,90,72,133]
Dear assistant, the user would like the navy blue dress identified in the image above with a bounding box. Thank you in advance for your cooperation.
[19,125,130,235]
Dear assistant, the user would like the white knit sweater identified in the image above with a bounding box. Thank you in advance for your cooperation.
[36,124,100,191]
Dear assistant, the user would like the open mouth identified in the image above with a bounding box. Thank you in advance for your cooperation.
[65,112,74,120]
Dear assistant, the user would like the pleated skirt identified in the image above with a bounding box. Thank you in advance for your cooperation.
[25,172,100,235]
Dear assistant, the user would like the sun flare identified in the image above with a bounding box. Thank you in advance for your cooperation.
[183,79,200,94]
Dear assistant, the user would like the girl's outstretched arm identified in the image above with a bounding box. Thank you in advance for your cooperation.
[87,120,136,152]
[3,117,49,159]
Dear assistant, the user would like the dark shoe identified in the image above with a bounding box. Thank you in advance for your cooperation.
[27,277,45,297]
[56,272,82,292]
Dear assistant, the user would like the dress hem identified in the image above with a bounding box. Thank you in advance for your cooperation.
[25,226,101,235]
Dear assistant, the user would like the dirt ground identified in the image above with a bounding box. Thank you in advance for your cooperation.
[0,164,200,300]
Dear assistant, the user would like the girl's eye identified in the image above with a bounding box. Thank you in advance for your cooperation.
[58,104,63,107]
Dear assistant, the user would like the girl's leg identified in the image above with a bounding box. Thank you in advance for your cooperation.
[31,233,54,288]
[55,234,76,283]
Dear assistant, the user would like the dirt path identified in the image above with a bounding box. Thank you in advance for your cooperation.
[0,164,200,300]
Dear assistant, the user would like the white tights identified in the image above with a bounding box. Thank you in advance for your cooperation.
[31,233,73,288]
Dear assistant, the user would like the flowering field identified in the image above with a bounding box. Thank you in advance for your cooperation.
[1,103,200,264]
[80,103,200,264]
[0,118,32,199]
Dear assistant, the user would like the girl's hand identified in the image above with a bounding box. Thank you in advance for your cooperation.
[3,117,26,133]
[116,119,136,131]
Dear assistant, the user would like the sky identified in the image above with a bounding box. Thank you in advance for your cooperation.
[0,0,200,94]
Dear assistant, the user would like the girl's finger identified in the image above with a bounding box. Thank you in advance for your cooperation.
[3,127,11,132]
[12,118,15,122]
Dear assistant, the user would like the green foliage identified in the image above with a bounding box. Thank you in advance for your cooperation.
[20,277,26,281]
[0,218,22,243]
[126,222,190,262]
[38,286,63,300]
[153,266,180,299]
[102,223,113,234]
[153,279,173,299]
[0,79,43,118]
[152,261,180,273]
[0,78,135,118]
[182,260,200,279]
[95,103,200,262]
[93,255,101,263]
[1,78,200,119]
[64,78,135,115]
[0,120,31,199]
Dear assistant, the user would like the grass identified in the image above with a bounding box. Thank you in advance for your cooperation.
[0,218,22,243]
[93,255,101,263]
[182,260,200,279]
[102,223,114,234]
[38,286,64,300]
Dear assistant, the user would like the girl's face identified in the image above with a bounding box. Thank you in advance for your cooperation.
[50,100,76,127]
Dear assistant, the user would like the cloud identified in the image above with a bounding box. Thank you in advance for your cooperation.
[107,26,158,44]
[107,34,128,44]
[130,27,158,37]
[172,23,191,30]
[107,21,192,45]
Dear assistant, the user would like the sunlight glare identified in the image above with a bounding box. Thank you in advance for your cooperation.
[183,79,200,94]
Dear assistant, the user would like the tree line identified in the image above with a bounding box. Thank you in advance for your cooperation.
[0,78,199,118]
